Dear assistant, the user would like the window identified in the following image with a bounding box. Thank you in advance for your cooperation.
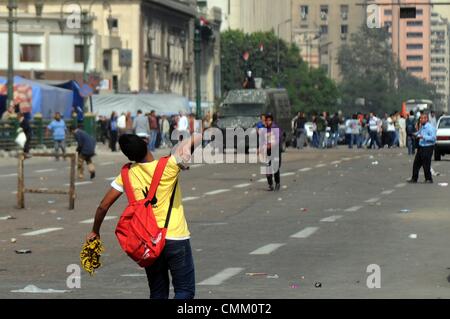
[301,5,308,19]
[320,5,328,20]
[407,43,423,49]
[300,24,309,29]
[20,44,41,62]
[406,55,423,61]
[384,9,392,16]
[407,32,423,38]
[340,5,349,20]
[110,18,119,29]
[320,25,328,35]
[407,20,423,26]
[74,45,84,63]
[341,25,348,34]
[416,9,423,16]
[407,66,423,73]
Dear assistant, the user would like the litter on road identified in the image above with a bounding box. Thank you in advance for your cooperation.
[246,273,268,277]
[266,274,279,279]
[438,183,448,187]
[399,209,411,214]
[315,282,322,288]
[409,234,418,239]
[0,215,15,220]
[11,285,69,294]
[10,238,16,243]
[15,249,32,254]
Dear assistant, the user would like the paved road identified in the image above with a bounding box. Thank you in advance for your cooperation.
[1,146,450,298]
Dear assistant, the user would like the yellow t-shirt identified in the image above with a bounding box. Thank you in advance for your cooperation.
[111,156,190,240]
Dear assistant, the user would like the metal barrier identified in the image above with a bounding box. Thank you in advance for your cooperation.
[17,152,76,210]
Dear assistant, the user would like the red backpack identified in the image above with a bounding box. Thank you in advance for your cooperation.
[115,156,178,268]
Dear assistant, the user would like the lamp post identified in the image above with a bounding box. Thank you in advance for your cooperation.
[277,18,292,74]
[59,0,114,112]
[194,22,202,120]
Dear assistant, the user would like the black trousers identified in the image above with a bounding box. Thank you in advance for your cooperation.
[412,145,434,182]
[266,149,282,186]
[110,130,118,151]
[24,133,32,154]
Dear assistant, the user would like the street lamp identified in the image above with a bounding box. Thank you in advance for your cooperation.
[277,18,292,74]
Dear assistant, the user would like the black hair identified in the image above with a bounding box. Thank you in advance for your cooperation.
[119,134,148,162]
[265,113,273,120]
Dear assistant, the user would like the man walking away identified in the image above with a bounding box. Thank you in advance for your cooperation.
[368,113,381,149]
[47,112,67,161]
[407,114,436,184]
[73,126,96,180]
[133,109,150,141]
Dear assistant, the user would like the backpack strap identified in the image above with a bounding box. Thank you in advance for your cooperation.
[121,163,136,203]
[145,156,170,203]
[164,180,178,229]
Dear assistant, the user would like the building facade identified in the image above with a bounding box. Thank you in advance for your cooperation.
[377,0,431,82]
[430,11,449,113]
[291,0,366,80]
[0,0,221,107]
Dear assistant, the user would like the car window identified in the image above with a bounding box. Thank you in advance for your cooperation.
[439,118,450,129]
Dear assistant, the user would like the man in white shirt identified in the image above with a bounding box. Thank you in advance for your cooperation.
[429,111,437,128]
[398,114,406,148]
[177,111,188,132]
[387,114,396,148]
[368,112,381,149]
[117,113,126,135]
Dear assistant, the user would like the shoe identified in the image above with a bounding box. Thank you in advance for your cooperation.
[407,179,417,184]
[424,180,433,184]
[267,185,274,191]
[90,172,96,180]
[274,184,281,191]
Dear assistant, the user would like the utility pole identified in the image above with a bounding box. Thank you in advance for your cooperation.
[194,20,202,120]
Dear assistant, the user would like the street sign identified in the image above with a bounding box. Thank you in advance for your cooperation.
[80,84,94,97]
[119,49,132,67]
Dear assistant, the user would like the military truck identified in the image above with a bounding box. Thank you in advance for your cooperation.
[216,88,293,152]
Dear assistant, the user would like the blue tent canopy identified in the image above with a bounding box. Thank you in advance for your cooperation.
[0,76,73,119]
[52,80,84,122]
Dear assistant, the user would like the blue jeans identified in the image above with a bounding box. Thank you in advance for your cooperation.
[145,239,195,299]
[148,129,158,151]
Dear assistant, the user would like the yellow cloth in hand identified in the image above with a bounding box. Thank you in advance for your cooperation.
[80,238,104,275]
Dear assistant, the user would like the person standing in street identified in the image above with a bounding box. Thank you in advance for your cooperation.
[148,110,159,152]
[429,111,437,129]
[117,112,127,136]
[407,114,436,184]
[406,111,417,155]
[368,112,381,149]
[160,115,171,148]
[72,125,96,180]
[262,113,282,191]
[398,113,407,148]
[46,112,67,161]
[295,112,307,150]
[109,112,119,152]
[18,112,32,158]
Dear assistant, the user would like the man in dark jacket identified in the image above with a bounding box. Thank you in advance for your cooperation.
[261,113,282,191]
[72,126,96,180]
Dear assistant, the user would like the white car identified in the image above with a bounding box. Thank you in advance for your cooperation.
[435,116,450,161]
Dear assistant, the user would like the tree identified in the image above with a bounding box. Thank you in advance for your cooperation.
[221,29,340,114]
[337,25,439,115]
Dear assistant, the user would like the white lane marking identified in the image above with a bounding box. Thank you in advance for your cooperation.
[183,196,200,202]
[354,156,362,159]
[233,183,251,188]
[100,162,115,166]
[105,177,116,181]
[320,215,343,222]
[120,274,146,277]
[204,189,230,196]
[21,228,63,236]
[280,172,296,177]
[315,164,326,168]
[79,216,117,224]
[190,164,205,168]
[11,191,17,194]
[250,243,286,255]
[11,285,69,294]
[257,178,266,183]
[290,227,319,239]
[298,167,312,172]
[0,173,17,177]
[198,267,244,286]
[197,222,228,226]
[34,169,56,173]
[345,206,363,212]
[381,189,395,195]
[342,157,352,161]
[331,161,341,165]
[395,183,407,188]
[64,181,93,186]
[365,197,380,203]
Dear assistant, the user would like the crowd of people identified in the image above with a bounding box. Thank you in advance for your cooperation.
[291,110,442,155]
[97,110,217,153]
